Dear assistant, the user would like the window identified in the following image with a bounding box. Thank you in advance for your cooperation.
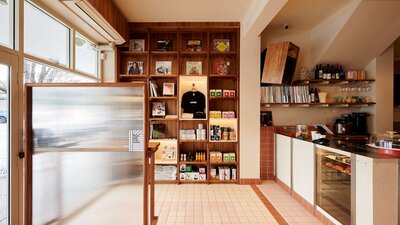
[75,33,98,76]
[0,0,14,48]
[24,1,70,66]
[24,60,96,83]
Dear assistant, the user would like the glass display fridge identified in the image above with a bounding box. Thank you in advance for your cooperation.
[316,147,352,225]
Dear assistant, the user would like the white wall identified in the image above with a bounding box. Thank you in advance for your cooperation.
[239,27,260,179]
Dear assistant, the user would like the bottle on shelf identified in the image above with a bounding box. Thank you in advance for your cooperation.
[339,64,345,79]
[315,65,319,80]
[318,64,323,79]
[326,64,331,80]
[315,88,320,103]
[310,87,315,103]
[335,64,340,79]
[322,65,327,80]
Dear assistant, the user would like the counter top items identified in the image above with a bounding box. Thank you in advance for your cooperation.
[295,124,308,139]
[260,111,272,126]
[369,131,400,154]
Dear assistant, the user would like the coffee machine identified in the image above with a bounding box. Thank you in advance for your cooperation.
[334,113,369,135]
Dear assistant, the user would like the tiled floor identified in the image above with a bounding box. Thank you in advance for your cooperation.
[155,184,280,225]
[257,181,323,225]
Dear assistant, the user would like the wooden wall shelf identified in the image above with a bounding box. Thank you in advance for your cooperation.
[292,79,375,86]
[118,22,240,184]
[261,102,376,108]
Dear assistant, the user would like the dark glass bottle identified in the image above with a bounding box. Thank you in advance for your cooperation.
[315,88,320,103]
[339,64,345,79]
[315,65,319,80]
[326,64,331,80]
[318,64,323,79]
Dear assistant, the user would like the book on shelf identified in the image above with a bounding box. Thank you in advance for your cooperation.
[165,115,178,119]
[186,61,202,75]
[129,39,145,52]
[214,59,230,75]
[150,123,166,139]
[156,61,172,75]
[260,86,310,104]
[213,39,230,52]
[163,82,175,96]
[157,39,173,51]
[152,102,166,117]
[149,80,159,97]
[186,39,202,52]
[127,61,144,75]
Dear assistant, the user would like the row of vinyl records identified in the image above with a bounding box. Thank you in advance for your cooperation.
[261,86,311,104]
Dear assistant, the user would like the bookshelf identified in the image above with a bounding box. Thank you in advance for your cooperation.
[117,22,240,184]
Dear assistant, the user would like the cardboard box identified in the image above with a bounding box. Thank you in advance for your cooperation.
[199,174,207,180]
[180,173,186,180]
[223,153,230,162]
[229,153,236,162]
[232,168,237,180]
[216,152,222,162]
[191,172,200,181]
[216,89,222,97]
[228,111,235,119]
[185,173,191,180]
[199,167,206,174]
[210,168,217,180]
[229,90,235,97]
[218,167,225,180]
[186,165,193,172]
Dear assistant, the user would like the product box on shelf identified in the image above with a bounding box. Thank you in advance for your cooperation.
[229,153,236,162]
[228,111,235,118]
[179,129,196,140]
[229,90,236,97]
[210,151,216,162]
[215,89,222,97]
[222,111,229,119]
[199,174,207,180]
[232,168,237,180]
[210,111,222,119]
[210,89,216,97]
[223,153,230,162]
[180,164,186,172]
[186,165,193,172]
[216,152,222,162]
[210,168,217,179]
[223,90,230,97]
[180,173,186,180]
[199,167,206,174]
[218,167,225,180]
[224,167,231,180]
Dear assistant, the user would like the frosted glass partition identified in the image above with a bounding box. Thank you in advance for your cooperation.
[30,85,145,225]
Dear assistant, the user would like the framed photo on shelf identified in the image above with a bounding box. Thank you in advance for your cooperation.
[157,39,173,51]
[214,59,230,75]
[156,61,172,75]
[129,39,145,52]
[186,61,202,75]
[152,102,166,117]
[187,39,202,52]
[163,83,175,96]
[127,61,144,75]
[213,39,230,52]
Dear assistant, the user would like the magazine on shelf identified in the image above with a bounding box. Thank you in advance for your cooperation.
[213,39,230,52]
[157,40,173,51]
[214,59,230,75]
[150,123,166,139]
[149,80,159,97]
[129,39,145,52]
[127,61,144,75]
[152,102,166,117]
[187,39,202,52]
[186,61,202,75]
[163,82,175,96]
[156,61,172,75]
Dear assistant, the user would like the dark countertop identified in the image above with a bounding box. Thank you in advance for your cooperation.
[275,127,400,159]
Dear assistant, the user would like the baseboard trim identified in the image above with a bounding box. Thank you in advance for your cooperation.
[239,178,262,185]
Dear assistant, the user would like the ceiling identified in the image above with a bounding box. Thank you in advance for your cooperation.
[265,0,349,30]
[113,0,252,22]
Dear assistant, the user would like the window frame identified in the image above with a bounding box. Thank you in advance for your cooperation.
[0,0,15,49]
[74,32,99,78]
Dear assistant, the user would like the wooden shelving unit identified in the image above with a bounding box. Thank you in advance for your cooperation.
[292,79,375,85]
[117,22,240,184]
[261,102,376,108]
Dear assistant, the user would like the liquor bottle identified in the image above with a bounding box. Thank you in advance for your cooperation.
[335,64,340,79]
[310,88,315,103]
[322,65,327,79]
[315,88,320,103]
[318,64,323,79]
[326,64,331,80]
[339,65,345,79]
[315,65,319,80]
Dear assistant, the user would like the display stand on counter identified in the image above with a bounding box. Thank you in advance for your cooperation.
[117,23,240,184]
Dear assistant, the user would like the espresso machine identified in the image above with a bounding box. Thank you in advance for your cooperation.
[334,113,369,135]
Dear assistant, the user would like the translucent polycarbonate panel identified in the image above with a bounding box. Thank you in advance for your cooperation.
[0,64,9,225]
[24,60,97,83]
[24,1,70,66]
[31,86,145,225]
[0,0,13,48]
[75,33,98,76]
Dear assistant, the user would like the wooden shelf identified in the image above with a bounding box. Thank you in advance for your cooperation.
[119,74,148,79]
[210,97,237,100]
[210,51,237,55]
[209,161,237,165]
[150,117,178,121]
[261,102,376,108]
[121,51,148,55]
[180,51,208,55]
[209,140,238,143]
[179,180,208,184]
[179,140,208,143]
[293,79,375,85]
[179,161,207,165]
[149,96,177,100]
[209,74,238,79]
[151,51,178,55]
[155,180,178,184]
[209,180,238,183]
[149,74,178,78]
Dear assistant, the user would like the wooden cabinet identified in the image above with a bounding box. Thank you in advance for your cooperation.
[261,42,299,84]
[275,134,292,187]
[292,138,315,205]
[117,22,240,184]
